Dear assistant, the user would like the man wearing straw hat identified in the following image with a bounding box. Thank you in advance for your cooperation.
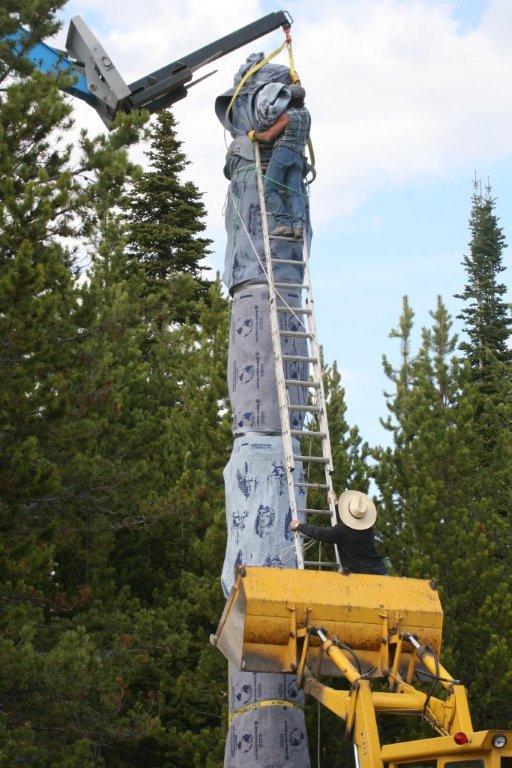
[290,490,388,575]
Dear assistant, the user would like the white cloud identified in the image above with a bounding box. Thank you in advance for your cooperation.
[50,0,512,248]
[291,0,512,224]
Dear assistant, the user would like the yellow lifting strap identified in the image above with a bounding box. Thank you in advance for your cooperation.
[286,40,299,84]
[224,35,316,183]
[228,698,303,724]
[306,137,316,184]
[224,41,288,128]
[286,39,317,182]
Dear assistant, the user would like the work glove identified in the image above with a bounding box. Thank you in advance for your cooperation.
[247,130,257,141]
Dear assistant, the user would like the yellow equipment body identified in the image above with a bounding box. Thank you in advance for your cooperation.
[213,567,512,768]
[215,566,442,675]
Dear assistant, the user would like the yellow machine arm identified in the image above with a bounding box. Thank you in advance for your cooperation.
[213,567,512,768]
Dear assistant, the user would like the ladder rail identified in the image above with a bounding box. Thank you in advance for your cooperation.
[301,236,339,532]
[253,142,341,571]
[254,143,304,569]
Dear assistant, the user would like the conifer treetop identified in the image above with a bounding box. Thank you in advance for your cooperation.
[455,179,511,375]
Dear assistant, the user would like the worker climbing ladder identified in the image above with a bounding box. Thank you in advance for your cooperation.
[253,142,341,572]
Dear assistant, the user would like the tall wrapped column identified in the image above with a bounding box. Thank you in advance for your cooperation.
[217,53,312,768]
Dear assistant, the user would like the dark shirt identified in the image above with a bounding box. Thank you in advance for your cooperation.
[297,521,387,575]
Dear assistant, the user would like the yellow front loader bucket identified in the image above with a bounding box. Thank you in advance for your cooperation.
[213,567,512,768]
[214,566,442,676]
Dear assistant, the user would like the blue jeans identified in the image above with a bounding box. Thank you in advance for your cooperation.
[264,146,305,227]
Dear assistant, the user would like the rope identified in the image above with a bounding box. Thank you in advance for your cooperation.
[278,536,316,566]
[228,698,303,724]
[261,166,310,199]
[306,138,317,184]
[317,699,321,768]
[224,42,288,130]
[228,184,307,331]
[222,31,316,182]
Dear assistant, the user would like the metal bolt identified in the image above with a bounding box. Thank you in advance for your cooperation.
[90,84,97,91]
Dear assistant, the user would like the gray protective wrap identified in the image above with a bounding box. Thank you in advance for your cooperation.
[225,696,309,768]
[223,149,310,293]
[215,53,292,137]
[226,660,309,768]
[229,284,309,435]
[229,665,306,712]
[219,54,311,768]
[221,434,306,597]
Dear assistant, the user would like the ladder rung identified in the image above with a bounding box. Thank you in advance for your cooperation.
[295,482,329,490]
[304,561,340,569]
[271,258,305,265]
[282,355,316,363]
[285,379,320,388]
[288,404,320,413]
[298,507,332,515]
[291,429,326,438]
[279,330,312,339]
[294,455,329,464]
[275,282,307,289]
[276,306,312,315]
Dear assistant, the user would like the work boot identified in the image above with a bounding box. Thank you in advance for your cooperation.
[293,226,304,240]
[270,224,294,238]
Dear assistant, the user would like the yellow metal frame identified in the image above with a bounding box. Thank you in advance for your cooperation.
[294,625,476,767]
[215,567,444,677]
[213,568,512,768]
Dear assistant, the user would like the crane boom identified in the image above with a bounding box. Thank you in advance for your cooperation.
[14,10,292,127]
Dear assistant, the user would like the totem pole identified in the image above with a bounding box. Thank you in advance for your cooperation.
[216,53,312,768]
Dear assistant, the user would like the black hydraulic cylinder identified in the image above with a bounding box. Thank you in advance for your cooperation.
[126,10,291,111]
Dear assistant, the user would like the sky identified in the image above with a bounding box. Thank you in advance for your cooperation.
[49,0,512,447]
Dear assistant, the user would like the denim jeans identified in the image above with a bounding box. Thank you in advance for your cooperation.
[264,145,305,227]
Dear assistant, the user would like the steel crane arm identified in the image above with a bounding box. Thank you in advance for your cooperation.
[15,10,292,127]
[126,11,292,113]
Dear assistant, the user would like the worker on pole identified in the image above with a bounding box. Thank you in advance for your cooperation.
[248,84,311,240]
[290,491,388,575]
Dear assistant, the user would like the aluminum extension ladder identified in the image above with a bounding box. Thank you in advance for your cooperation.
[254,143,341,571]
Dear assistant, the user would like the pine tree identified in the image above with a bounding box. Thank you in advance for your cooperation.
[0,4,164,762]
[0,0,62,80]
[455,180,511,377]
[56,105,231,764]
[374,293,512,735]
[124,109,211,315]
[374,296,418,570]
[325,361,370,493]
[451,183,512,726]
[153,282,231,767]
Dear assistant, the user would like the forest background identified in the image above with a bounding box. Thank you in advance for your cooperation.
[1,3,511,766]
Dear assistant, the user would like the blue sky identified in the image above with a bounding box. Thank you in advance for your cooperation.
[313,156,511,446]
[53,0,512,448]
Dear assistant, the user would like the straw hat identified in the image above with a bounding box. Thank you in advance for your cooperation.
[338,490,377,530]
